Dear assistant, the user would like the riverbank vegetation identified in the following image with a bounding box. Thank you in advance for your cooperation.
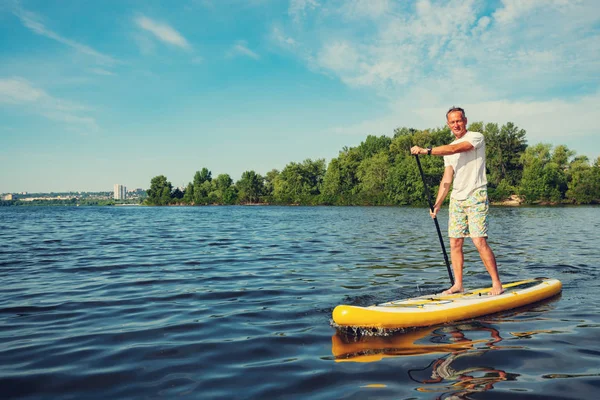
[145,121,600,206]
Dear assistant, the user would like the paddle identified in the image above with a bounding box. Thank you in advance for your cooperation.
[414,154,454,286]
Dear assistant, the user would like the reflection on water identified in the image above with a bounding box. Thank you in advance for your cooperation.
[407,325,513,399]
[334,322,512,398]
[333,322,498,361]
[332,296,572,399]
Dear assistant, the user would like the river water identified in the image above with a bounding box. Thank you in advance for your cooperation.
[1,206,599,399]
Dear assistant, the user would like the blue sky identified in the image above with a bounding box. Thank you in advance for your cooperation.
[1,0,599,193]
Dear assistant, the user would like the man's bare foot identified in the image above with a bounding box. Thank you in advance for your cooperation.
[442,285,464,295]
[488,285,505,296]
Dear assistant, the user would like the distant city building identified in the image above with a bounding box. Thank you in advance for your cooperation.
[114,184,126,200]
[2,194,15,201]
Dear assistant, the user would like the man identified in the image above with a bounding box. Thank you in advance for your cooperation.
[410,107,504,296]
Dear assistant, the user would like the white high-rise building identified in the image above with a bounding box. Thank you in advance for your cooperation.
[114,184,126,200]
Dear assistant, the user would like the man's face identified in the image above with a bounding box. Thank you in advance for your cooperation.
[446,111,468,138]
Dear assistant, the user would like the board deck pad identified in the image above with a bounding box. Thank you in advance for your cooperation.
[332,277,562,329]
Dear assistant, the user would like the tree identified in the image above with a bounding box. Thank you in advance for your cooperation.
[193,168,212,205]
[146,175,173,205]
[198,168,212,183]
[393,127,418,138]
[519,144,568,203]
[389,132,414,161]
[386,153,443,206]
[357,135,392,159]
[222,187,238,205]
[552,145,575,171]
[566,156,600,204]
[237,170,264,203]
[484,122,527,188]
[273,159,326,204]
[215,173,233,191]
[263,169,279,200]
[390,127,452,162]
[172,187,184,200]
[357,151,390,204]
[211,174,234,204]
[182,182,194,204]
[321,148,361,205]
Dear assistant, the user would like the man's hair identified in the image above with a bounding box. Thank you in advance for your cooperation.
[446,106,466,120]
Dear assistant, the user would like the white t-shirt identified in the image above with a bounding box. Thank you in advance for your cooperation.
[443,131,487,200]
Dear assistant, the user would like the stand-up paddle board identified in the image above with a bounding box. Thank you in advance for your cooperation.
[332,277,561,330]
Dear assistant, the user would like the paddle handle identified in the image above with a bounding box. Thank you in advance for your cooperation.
[414,154,454,286]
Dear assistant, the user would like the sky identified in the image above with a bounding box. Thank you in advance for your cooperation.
[1,0,599,193]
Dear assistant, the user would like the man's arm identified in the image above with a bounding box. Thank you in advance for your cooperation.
[431,166,454,218]
[411,141,473,156]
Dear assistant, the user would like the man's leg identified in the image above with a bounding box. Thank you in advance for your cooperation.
[443,237,465,294]
[471,237,503,295]
[467,189,503,295]
[443,197,468,295]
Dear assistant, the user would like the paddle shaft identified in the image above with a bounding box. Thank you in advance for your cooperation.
[414,154,454,286]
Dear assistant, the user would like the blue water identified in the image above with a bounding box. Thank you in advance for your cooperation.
[1,206,599,399]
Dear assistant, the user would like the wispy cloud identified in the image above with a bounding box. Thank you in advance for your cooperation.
[0,77,45,104]
[89,68,115,76]
[272,26,297,48]
[0,77,98,131]
[13,7,118,67]
[229,41,260,60]
[338,0,392,20]
[288,0,320,23]
[317,41,358,72]
[134,15,191,50]
[492,0,575,25]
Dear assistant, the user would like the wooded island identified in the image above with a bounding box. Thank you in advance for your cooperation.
[146,122,600,206]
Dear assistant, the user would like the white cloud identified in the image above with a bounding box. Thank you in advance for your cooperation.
[472,16,490,36]
[412,0,478,37]
[0,77,46,104]
[492,0,572,25]
[338,0,392,20]
[464,93,600,142]
[327,90,600,146]
[272,26,297,48]
[134,15,191,50]
[0,77,97,130]
[279,0,490,90]
[317,41,358,72]
[13,7,117,66]
[289,0,320,22]
[229,41,260,60]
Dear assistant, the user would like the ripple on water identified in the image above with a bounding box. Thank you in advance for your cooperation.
[1,206,600,399]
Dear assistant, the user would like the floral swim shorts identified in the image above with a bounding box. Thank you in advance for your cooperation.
[448,188,489,238]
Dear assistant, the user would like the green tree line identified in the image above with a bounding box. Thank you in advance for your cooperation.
[145,121,600,206]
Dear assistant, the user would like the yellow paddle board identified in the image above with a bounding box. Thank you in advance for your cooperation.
[332,277,561,329]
